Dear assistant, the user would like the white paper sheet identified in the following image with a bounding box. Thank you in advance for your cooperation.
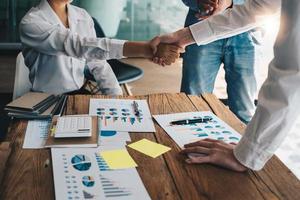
[51,147,151,200]
[89,99,155,132]
[23,120,51,149]
[99,130,131,147]
[153,111,242,148]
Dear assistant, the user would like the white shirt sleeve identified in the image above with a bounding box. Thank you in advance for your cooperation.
[189,0,281,45]
[233,0,300,170]
[85,16,123,95]
[20,17,126,60]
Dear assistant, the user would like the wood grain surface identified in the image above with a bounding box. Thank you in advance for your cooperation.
[1,93,299,200]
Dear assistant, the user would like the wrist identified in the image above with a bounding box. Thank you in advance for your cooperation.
[175,27,195,47]
[123,41,153,58]
[143,42,154,58]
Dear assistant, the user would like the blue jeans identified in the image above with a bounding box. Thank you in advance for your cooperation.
[181,32,262,123]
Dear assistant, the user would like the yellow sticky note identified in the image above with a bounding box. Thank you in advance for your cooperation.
[100,149,137,169]
[128,139,171,158]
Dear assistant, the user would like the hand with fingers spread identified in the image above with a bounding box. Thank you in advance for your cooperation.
[180,138,247,172]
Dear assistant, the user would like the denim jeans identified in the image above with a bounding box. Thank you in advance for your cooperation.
[181,31,262,123]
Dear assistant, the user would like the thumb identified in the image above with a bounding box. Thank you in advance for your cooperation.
[149,36,161,54]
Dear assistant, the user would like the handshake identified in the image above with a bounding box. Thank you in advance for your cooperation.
[150,42,184,66]
[123,28,194,65]
[146,29,195,66]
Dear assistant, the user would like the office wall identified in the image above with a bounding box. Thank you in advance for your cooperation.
[0,55,17,93]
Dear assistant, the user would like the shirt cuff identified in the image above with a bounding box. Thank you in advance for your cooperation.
[107,39,127,59]
[189,20,214,46]
[233,136,274,171]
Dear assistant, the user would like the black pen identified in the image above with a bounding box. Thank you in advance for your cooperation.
[170,117,212,125]
[132,101,141,117]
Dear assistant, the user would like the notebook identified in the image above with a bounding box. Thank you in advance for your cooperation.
[7,95,68,119]
[5,92,56,113]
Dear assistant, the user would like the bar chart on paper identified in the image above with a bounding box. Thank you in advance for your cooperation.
[89,99,155,132]
[98,170,151,200]
[51,148,151,200]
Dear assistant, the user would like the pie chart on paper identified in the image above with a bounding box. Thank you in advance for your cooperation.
[71,155,92,171]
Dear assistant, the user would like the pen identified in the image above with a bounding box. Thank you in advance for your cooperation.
[132,101,141,117]
[170,117,212,125]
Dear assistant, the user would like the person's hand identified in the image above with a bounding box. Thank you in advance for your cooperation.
[194,0,219,20]
[153,43,182,66]
[180,138,247,172]
[195,0,233,20]
[150,28,195,65]
[212,0,232,15]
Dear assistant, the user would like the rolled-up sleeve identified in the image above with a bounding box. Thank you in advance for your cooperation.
[189,0,281,45]
[234,0,300,170]
[20,19,126,60]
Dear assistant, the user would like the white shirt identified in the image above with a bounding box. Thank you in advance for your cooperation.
[189,0,300,171]
[20,0,126,94]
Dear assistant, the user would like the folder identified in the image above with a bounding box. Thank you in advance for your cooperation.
[6,95,68,119]
[5,92,56,113]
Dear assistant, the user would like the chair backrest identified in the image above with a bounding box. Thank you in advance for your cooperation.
[13,52,32,100]
[92,17,106,38]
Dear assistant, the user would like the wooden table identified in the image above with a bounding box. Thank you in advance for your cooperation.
[1,93,300,200]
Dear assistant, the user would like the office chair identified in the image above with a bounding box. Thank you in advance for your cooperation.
[85,17,144,96]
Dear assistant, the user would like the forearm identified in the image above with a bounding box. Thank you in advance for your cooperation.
[189,0,280,45]
[123,41,153,58]
[174,27,196,47]
[20,21,125,60]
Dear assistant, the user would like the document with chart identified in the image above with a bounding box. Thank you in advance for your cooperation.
[89,99,155,132]
[153,111,242,148]
[51,147,151,200]
[23,119,51,149]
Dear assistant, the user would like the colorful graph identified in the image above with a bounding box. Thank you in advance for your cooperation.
[172,115,241,142]
[95,105,144,127]
[95,153,110,171]
[100,175,132,198]
[154,112,242,147]
[89,99,156,132]
[83,190,96,199]
[101,131,117,137]
[82,176,95,187]
[71,155,92,171]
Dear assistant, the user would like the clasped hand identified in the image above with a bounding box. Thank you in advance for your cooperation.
[149,39,184,66]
